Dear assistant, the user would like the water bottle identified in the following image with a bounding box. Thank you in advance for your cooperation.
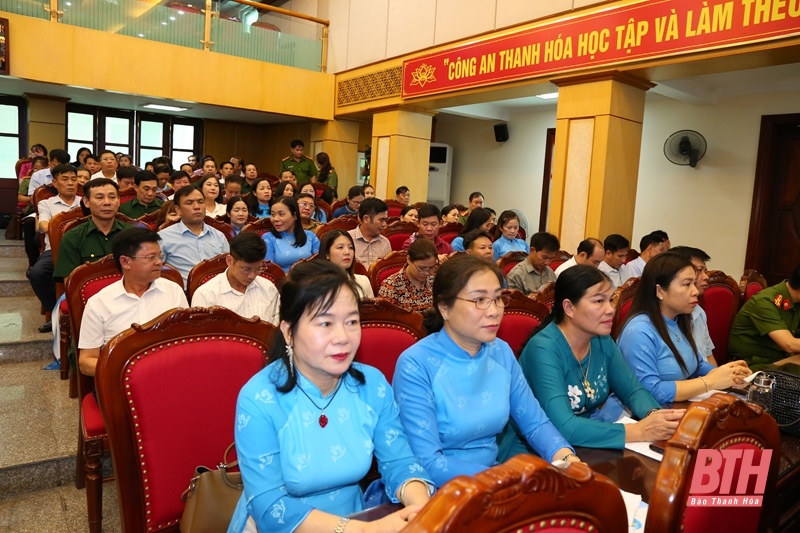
[747,374,774,413]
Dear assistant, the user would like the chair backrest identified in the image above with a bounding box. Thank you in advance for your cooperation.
[138,211,160,230]
[405,455,627,532]
[316,198,332,220]
[316,215,359,240]
[610,276,640,340]
[498,251,528,276]
[357,298,425,383]
[699,270,741,365]
[33,184,57,214]
[241,217,273,237]
[368,251,408,295]
[119,186,137,204]
[95,307,275,533]
[438,222,463,244]
[330,198,348,215]
[186,253,228,303]
[203,215,236,241]
[384,199,406,217]
[15,156,30,178]
[740,269,768,306]
[496,290,550,358]
[531,281,556,310]
[517,226,526,241]
[48,207,86,265]
[549,249,573,271]
[625,248,640,264]
[382,221,418,251]
[646,393,781,533]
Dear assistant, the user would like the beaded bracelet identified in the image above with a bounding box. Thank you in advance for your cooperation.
[333,517,350,533]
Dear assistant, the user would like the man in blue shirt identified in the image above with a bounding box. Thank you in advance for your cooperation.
[158,186,229,286]
[27,149,71,195]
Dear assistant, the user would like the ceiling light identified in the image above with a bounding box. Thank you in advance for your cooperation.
[143,104,190,112]
[536,92,559,100]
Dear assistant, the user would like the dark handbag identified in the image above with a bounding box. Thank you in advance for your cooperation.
[180,443,244,533]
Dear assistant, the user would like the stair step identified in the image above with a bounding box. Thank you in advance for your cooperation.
[0,295,54,364]
[0,239,27,259]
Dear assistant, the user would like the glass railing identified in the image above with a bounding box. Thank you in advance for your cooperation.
[0,0,50,20]
[0,0,327,71]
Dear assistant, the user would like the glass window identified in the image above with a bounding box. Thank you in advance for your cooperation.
[172,150,195,166]
[105,117,130,145]
[0,136,20,179]
[173,124,195,149]
[0,105,19,135]
[68,112,94,142]
[140,121,164,148]
[140,148,164,165]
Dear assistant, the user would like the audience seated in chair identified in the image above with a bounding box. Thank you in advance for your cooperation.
[331,185,364,219]
[449,208,489,252]
[506,231,560,296]
[554,238,604,278]
[491,210,529,262]
[262,196,320,273]
[672,246,720,366]
[191,233,280,325]
[118,170,163,218]
[157,186,230,286]
[402,204,453,259]
[625,231,665,279]
[348,197,391,269]
[462,229,494,262]
[27,148,71,194]
[598,233,631,289]
[318,229,375,298]
[379,239,437,313]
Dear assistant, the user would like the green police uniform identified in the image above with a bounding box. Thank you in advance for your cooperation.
[729,281,800,369]
[53,218,132,281]
[279,155,317,187]
[119,197,163,219]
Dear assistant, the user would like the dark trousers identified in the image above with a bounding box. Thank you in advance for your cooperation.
[27,250,55,312]
[22,217,40,267]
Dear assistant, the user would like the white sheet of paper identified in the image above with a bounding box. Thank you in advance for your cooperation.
[629,500,649,532]
[620,489,642,528]
[615,416,664,461]
[688,389,724,402]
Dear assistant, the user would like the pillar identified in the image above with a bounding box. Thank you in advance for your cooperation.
[25,94,68,154]
[547,72,653,251]
[310,119,361,194]
[370,109,433,201]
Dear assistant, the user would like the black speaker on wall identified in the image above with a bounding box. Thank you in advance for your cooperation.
[494,123,509,142]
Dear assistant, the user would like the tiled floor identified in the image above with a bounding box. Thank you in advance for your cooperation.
[0,484,120,533]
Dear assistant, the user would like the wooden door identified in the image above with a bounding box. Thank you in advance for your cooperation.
[745,113,800,285]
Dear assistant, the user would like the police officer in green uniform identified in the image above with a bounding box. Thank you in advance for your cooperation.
[278,139,317,188]
[729,264,800,370]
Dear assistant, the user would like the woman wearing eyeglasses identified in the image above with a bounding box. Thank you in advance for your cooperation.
[378,238,438,312]
[393,254,578,488]
[296,192,324,232]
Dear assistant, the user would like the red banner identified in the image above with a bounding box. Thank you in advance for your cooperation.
[402,0,800,98]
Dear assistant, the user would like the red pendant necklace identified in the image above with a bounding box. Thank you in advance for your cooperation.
[296,377,343,428]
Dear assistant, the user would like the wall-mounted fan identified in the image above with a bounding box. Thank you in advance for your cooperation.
[664,130,707,168]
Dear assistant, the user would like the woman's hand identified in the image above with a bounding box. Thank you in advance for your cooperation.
[707,360,751,389]
[359,505,425,533]
[630,409,685,442]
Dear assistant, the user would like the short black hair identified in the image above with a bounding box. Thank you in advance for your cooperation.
[153,163,171,176]
[417,204,440,220]
[651,229,669,242]
[670,246,711,263]
[134,170,159,187]
[395,186,409,195]
[112,228,161,272]
[117,166,137,180]
[463,229,492,250]
[290,139,305,148]
[220,161,234,170]
[224,175,244,187]
[83,178,119,197]
[31,144,48,157]
[174,184,201,205]
[640,232,663,252]
[603,234,630,253]
[229,232,266,263]
[347,185,365,199]
[49,149,71,165]
[469,191,484,201]
[358,198,388,219]
[170,170,190,184]
[52,164,76,178]
[530,231,560,252]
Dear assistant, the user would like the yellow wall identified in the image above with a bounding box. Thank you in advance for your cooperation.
[26,96,67,155]
[2,12,334,121]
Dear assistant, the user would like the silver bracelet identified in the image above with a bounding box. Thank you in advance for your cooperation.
[398,477,433,505]
[333,517,350,533]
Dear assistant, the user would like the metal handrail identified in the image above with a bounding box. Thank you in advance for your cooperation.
[228,0,329,27]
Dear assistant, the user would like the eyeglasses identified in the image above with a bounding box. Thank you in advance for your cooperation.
[412,261,438,274]
[238,264,267,275]
[130,253,166,263]
[298,201,315,209]
[456,292,512,310]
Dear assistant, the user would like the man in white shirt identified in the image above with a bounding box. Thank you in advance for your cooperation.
[625,232,665,279]
[90,150,119,182]
[26,164,83,332]
[672,245,717,366]
[78,228,188,376]
[27,149,71,195]
[598,234,631,289]
[554,238,604,277]
[192,232,280,325]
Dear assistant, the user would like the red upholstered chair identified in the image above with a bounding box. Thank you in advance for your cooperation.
[438,222,463,244]
[610,277,640,340]
[498,251,528,276]
[549,249,572,271]
[532,281,556,310]
[647,393,780,533]
[740,269,767,306]
[699,270,741,365]
[316,215,359,240]
[118,186,136,204]
[330,198,348,215]
[64,254,184,533]
[137,211,160,230]
[203,215,236,241]
[317,198,332,220]
[517,226,526,241]
[497,290,550,358]
[357,298,425,383]
[95,307,275,532]
[384,199,406,217]
[242,217,273,237]
[368,251,408,295]
[186,253,285,303]
[625,248,639,264]
[405,455,627,532]
[382,221,418,251]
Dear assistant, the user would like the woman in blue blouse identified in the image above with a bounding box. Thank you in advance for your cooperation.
[497,266,683,458]
[393,254,578,488]
[450,208,492,252]
[492,210,529,261]
[617,253,750,405]
[263,196,320,273]
[228,261,432,533]
[245,177,273,219]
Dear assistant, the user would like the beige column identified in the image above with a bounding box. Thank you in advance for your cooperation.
[310,120,361,194]
[370,109,433,202]
[25,94,69,153]
[547,73,653,251]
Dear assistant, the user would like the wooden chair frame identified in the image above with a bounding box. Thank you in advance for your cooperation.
[368,250,409,295]
[532,281,556,310]
[405,455,627,532]
[498,289,550,357]
[315,215,359,240]
[610,277,640,340]
[740,269,768,307]
[699,270,741,365]
[241,217,273,237]
[438,222,463,244]
[498,251,528,275]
